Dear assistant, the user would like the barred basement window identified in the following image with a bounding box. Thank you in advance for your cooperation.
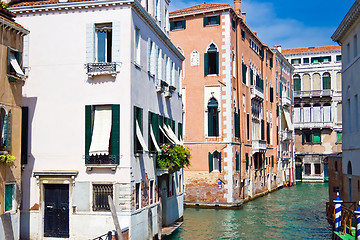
[93,184,113,211]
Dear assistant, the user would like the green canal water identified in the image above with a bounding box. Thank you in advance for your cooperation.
[167,183,331,240]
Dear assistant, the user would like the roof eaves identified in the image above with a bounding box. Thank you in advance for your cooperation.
[0,15,29,35]
[170,5,232,18]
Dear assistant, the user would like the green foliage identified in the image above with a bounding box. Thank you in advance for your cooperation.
[0,1,8,9]
[0,154,15,164]
[157,144,190,171]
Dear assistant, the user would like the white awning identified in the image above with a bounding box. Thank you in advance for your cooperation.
[9,53,24,77]
[136,120,149,152]
[89,106,112,155]
[163,124,181,145]
[283,109,294,131]
[150,124,161,152]
[159,125,175,144]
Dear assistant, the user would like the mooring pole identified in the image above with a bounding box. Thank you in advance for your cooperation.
[334,192,343,233]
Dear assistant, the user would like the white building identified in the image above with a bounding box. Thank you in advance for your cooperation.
[282,46,342,182]
[9,0,184,239]
[332,0,360,202]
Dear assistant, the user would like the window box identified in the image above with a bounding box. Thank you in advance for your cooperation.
[86,62,117,77]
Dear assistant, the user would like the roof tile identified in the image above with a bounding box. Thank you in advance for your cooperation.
[170,3,231,15]
[282,45,341,55]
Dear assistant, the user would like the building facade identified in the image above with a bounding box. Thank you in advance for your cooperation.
[10,0,184,239]
[282,46,342,182]
[274,47,295,186]
[332,0,360,202]
[169,1,280,206]
[0,6,29,240]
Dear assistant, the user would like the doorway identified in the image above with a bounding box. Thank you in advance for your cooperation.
[44,184,69,238]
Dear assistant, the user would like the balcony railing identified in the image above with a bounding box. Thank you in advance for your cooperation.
[85,154,118,165]
[294,121,333,129]
[282,96,291,106]
[250,85,264,101]
[86,62,117,77]
[252,139,267,153]
[294,89,333,98]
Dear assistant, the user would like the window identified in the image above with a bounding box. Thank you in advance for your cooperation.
[302,131,321,144]
[303,58,309,64]
[203,15,220,26]
[337,132,342,143]
[134,106,147,153]
[149,180,154,204]
[207,98,219,137]
[322,73,331,90]
[323,56,331,63]
[302,132,312,144]
[95,23,112,63]
[271,155,274,168]
[7,47,24,80]
[266,122,270,144]
[157,48,162,83]
[261,119,265,141]
[148,39,156,75]
[347,43,351,64]
[246,153,249,170]
[313,132,321,144]
[232,19,236,30]
[246,113,250,140]
[241,29,245,40]
[269,57,273,68]
[135,28,140,64]
[336,55,342,62]
[304,164,311,175]
[354,34,358,58]
[250,69,253,85]
[293,75,301,91]
[171,175,175,196]
[235,152,239,171]
[85,105,120,165]
[270,87,274,102]
[242,63,247,84]
[5,184,15,212]
[314,164,321,175]
[135,182,140,209]
[178,122,183,140]
[208,151,221,172]
[204,43,219,75]
[234,110,240,138]
[0,108,11,151]
[291,58,301,65]
[179,175,182,193]
[148,112,160,153]
[170,20,186,31]
[155,0,160,21]
[93,184,113,211]
[165,8,169,32]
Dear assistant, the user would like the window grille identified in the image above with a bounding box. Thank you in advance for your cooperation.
[93,184,113,211]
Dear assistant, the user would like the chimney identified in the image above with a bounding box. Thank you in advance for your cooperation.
[274,45,282,53]
[234,0,241,15]
[242,12,246,22]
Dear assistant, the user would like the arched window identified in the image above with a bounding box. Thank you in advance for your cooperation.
[208,98,219,137]
[208,150,222,172]
[293,74,301,91]
[323,72,331,90]
[204,43,219,75]
[302,74,311,91]
[313,73,321,90]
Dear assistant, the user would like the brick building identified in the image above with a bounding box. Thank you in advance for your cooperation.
[169,0,280,206]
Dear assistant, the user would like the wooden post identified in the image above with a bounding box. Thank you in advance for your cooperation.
[108,195,124,240]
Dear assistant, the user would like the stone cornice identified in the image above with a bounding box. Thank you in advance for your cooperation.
[332,0,360,43]
[9,0,184,61]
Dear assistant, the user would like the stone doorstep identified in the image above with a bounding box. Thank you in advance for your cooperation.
[161,221,183,237]
[184,201,243,209]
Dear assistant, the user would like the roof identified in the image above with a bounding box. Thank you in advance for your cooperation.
[0,8,28,34]
[332,0,360,43]
[170,3,231,16]
[282,45,341,55]
[10,0,92,7]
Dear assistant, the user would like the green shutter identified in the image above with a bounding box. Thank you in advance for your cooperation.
[203,17,208,26]
[182,20,186,29]
[215,52,219,75]
[219,152,222,173]
[294,79,301,91]
[134,106,143,153]
[3,112,11,152]
[170,21,175,31]
[270,57,273,68]
[111,105,120,164]
[148,112,153,152]
[260,50,264,58]
[279,82,282,98]
[178,123,183,139]
[242,63,247,84]
[302,132,306,145]
[216,15,220,24]
[171,120,175,132]
[208,110,214,136]
[85,105,94,156]
[235,112,240,138]
[235,152,239,171]
[204,53,209,76]
[250,69,253,85]
[208,152,213,172]
[337,132,342,143]
[323,76,331,90]
[5,184,13,212]
[246,153,249,170]
[313,132,321,143]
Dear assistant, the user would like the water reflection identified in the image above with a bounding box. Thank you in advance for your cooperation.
[167,183,331,240]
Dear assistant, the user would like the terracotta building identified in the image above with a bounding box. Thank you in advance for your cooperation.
[282,46,342,182]
[169,0,280,206]
[0,6,29,239]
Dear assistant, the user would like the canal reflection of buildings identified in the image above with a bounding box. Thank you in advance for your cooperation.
[282,46,342,183]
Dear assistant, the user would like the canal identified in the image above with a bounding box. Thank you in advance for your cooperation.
[167,182,331,240]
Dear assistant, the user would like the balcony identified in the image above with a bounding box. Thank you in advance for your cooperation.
[282,96,291,106]
[294,121,333,129]
[294,90,333,98]
[86,62,117,77]
[250,85,264,102]
[252,139,267,153]
[85,154,118,170]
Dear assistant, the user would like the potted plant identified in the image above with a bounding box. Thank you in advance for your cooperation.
[0,154,15,165]
[157,144,190,172]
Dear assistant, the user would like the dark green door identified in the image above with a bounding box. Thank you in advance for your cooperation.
[295,165,302,181]
[44,184,69,238]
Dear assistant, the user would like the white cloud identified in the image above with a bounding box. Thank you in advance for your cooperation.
[169,0,337,49]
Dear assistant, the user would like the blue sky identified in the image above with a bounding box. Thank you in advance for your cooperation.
[169,0,354,49]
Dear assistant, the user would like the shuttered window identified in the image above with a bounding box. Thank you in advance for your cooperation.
[293,76,301,91]
[250,69,254,85]
[2,111,11,152]
[271,155,274,168]
[203,15,220,26]
[337,132,342,143]
[5,184,14,212]
[234,112,240,138]
[178,122,183,139]
[246,153,249,170]
[313,132,321,143]
[270,87,274,102]
[148,112,159,153]
[134,107,143,153]
[323,73,331,90]
[235,152,240,171]
[261,120,265,140]
[242,63,247,84]
[170,20,186,31]
[204,43,219,76]
[208,98,219,137]
[208,152,213,172]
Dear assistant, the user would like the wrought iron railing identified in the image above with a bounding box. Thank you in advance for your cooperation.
[90,231,113,240]
[85,155,118,165]
[87,62,117,77]
[93,184,113,211]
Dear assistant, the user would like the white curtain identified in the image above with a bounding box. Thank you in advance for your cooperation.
[9,53,24,76]
[89,106,112,155]
[136,120,149,152]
